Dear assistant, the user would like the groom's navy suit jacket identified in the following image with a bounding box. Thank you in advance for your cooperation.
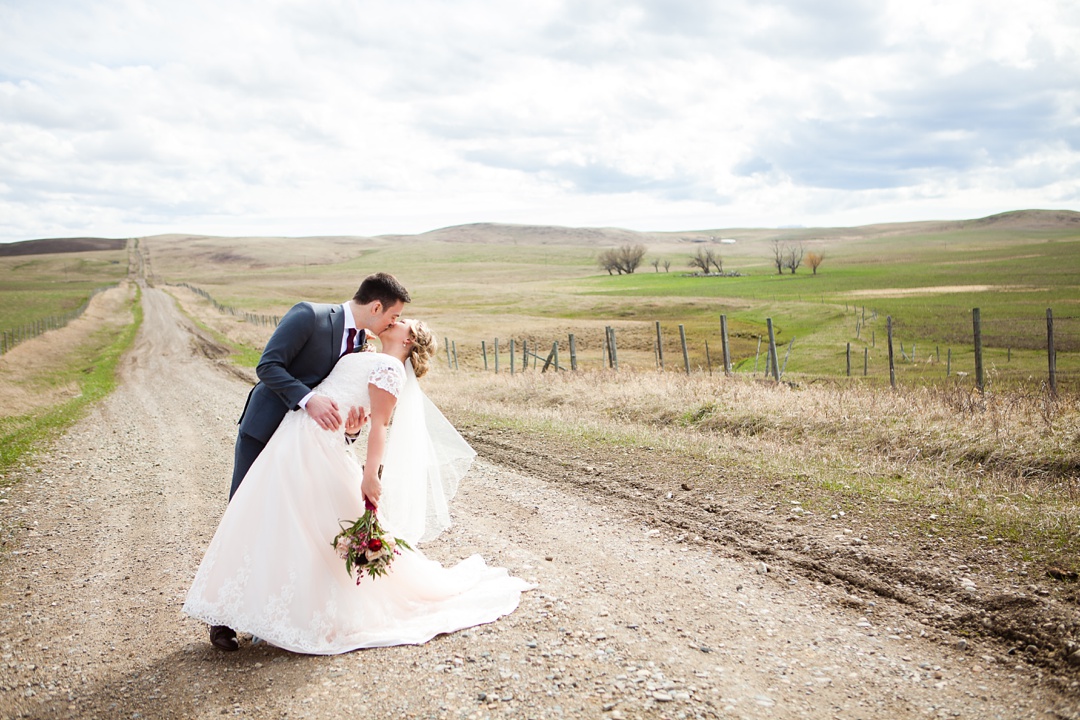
[238,301,353,444]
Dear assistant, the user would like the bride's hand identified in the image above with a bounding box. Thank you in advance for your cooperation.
[344,405,369,435]
[361,473,382,508]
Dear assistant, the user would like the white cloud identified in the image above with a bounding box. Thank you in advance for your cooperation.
[0,0,1078,242]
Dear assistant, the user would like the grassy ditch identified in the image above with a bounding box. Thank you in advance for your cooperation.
[0,285,142,480]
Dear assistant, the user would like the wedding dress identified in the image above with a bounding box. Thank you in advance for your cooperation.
[183,352,532,654]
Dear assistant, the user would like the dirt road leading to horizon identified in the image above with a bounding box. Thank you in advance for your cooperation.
[1,286,1077,719]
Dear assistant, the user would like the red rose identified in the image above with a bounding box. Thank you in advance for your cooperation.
[369,538,383,551]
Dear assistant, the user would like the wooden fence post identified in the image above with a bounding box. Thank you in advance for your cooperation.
[569,333,577,371]
[522,339,528,372]
[846,342,851,377]
[482,341,488,371]
[655,321,664,369]
[608,327,619,370]
[679,324,690,375]
[720,314,732,376]
[781,338,795,378]
[509,339,515,376]
[754,336,762,373]
[887,316,896,389]
[947,348,952,377]
[973,307,984,392]
[445,337,452,369]
[705,340,712,374]
[766,318,779,382]
[1047,308,1057,396]
[494,338,500,373]
[863,347,868,376]
[452,341,458,371]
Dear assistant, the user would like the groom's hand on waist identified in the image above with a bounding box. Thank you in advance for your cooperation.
[305,395,343,431]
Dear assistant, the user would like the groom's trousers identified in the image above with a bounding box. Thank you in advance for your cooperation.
[229,431,267,500]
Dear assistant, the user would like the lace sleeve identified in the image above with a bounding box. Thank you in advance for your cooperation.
[369,358,405,397]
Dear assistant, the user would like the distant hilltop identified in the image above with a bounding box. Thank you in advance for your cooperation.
[3,209,1078,255]
[0,237,126,256]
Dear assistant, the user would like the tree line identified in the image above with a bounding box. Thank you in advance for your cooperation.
[596,241,824,276]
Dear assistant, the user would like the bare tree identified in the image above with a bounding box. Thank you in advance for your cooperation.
[598,248,620,275]
[662,259,671,272]
[598,243,647,275]
[771,239,785,275]
[614,243,646,274]
[709,250,723,274]
[688,247,725,275]
[784,242,805,274]
[651,258,661,272]
[807,251,824,275]
[688,247,712,274]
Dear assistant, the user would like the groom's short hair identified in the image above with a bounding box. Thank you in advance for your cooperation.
[354,272,411,307]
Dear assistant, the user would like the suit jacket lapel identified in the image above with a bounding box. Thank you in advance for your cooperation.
[330,305,345,359]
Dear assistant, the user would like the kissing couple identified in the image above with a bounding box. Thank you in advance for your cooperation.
[183,272,532,654]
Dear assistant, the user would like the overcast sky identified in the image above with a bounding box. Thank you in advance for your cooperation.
[1,0,1078,243]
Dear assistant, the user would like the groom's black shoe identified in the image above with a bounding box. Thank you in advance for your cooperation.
[210,625,239,651]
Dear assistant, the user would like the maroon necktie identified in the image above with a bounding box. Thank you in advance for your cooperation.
[342,328,357,358]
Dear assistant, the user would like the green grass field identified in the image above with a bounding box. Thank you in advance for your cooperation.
[0,250,129,336]
[137,211,1079,392]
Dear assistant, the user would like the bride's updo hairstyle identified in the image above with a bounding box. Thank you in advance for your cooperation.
[408,321,436,378]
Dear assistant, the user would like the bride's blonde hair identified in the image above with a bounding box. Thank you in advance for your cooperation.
[408,321,436,378]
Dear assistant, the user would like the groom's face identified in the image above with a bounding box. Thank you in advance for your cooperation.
[371,300,405,335]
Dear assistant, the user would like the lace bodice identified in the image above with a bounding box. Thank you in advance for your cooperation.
[313,352,405,408]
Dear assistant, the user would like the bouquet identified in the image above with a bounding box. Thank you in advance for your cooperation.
[332,500,411,583]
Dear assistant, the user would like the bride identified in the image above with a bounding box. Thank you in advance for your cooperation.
[183,319,532,654]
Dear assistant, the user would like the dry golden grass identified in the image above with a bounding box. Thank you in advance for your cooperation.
[168,285,275,350]
[422,366,1080,563]
[0,282,136,418]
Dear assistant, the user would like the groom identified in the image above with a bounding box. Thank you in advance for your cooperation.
[211,271,411,651]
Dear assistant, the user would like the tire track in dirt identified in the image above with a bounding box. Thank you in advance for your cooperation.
[465,427,1080,693]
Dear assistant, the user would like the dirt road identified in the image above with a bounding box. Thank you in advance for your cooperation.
[1,285,1077,719]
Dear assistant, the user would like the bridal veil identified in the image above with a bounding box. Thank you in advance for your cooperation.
[377,359,476,544]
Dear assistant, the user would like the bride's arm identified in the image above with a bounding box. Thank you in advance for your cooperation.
[361,385,397,508]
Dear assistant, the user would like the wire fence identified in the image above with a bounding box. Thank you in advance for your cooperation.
[0,285,115,356]
[440,307,1079,395]
[174,283,282,328]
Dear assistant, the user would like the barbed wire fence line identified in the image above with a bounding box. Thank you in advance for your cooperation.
[173,283,282,328]
[0,285,115,356]
[442,307,1078,395]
